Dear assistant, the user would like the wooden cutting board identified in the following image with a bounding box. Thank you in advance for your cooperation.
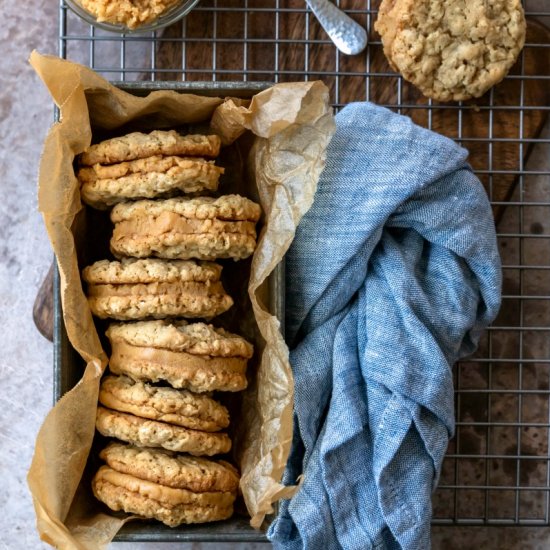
[33,7,550,341]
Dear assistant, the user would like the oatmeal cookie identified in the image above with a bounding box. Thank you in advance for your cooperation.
[107,320,254,358]
[79,156,224,208]
[82,258,233,320]
[99,442,239,493]
[96,406,232,456]
[374,0,526,101]
[80,131,221,166]
[92,466,235,526]
[110,195,261,261]
[106,320,252,393]
[99,375,230,432]
[82,257,222,284]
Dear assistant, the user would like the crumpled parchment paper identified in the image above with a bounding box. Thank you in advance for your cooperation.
[27,51,335,549]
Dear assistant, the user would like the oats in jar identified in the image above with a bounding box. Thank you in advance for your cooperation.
[79,0,182,29]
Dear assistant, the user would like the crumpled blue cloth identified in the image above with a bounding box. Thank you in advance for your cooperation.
[267,102,502,549]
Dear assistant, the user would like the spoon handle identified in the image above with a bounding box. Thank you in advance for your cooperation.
[306,0,368,56]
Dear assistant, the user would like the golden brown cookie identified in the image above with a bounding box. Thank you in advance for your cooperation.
[109,195,261,261]
[99,375,230,432]
[96,406,232,456]
[92,466,235,526]
[107,319,254,357]
[79,156,224,208]
[99,442,240,493]
[80,131,221,166]
[106,320,253,393]
[82,258,233,320]
[375,0,526,101]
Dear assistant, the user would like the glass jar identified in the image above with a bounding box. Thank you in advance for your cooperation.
[64,0,200,33]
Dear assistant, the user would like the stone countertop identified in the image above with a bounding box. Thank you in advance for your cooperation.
[1,1,550,549]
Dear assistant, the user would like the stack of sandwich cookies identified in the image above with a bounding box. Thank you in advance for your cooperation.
[78,130,223,209]
[110,195,261,261]
[78,129,260,527]
[107,320,253,393]
[93,442,239,526]
[82,258,233,320]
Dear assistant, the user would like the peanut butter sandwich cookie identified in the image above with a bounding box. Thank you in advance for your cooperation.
[82,258,233,320]
[96,406,232,456]
[80,131,221,166]
[110,195,262,261]
[99,375,230,432]
[79,156,225,209]
[92,465,235,526]
[107,320,254,393]
[100,442,239,493]
[375,0,526,101]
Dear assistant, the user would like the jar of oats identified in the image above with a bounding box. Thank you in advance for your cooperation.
[65,0,199,32]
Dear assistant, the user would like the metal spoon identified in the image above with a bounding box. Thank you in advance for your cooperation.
[306,0,368,56]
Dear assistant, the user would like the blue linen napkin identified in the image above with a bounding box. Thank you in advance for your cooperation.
[267,102,502,549]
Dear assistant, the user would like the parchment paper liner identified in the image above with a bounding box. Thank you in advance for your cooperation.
[27,51,335,549]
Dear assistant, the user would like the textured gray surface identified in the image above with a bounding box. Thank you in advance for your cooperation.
[0,1,58,549]
[1,1,550,549]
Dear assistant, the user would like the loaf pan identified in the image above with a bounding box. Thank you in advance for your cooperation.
[53,81,283,543]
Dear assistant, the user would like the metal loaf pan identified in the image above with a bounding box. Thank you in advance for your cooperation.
[53,81,283,543]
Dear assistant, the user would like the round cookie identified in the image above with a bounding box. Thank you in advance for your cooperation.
[106,320,253,393]
[374,0,526,101]
[82,258,233,320]
[79,156,224,209]
[108,319,254,357]
[99,442,240,493]
[92,466,235,526]
[79,131,221,166]
[109,195,261,261]
[99,375,230,432]
[96,406,232,456]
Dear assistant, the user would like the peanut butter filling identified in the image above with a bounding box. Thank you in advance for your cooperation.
[113,212,257,238]
[111,341,249,373]
[88,281,225,298]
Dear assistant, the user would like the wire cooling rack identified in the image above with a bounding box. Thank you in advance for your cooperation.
[59,0,550,527]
